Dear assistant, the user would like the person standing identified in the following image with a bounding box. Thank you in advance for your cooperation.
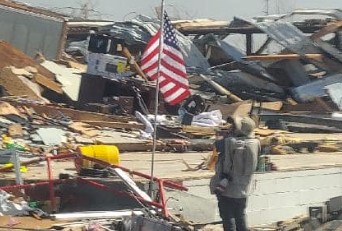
[210,116,260,231]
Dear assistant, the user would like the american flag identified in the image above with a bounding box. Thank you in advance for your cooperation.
[141,11,190,105]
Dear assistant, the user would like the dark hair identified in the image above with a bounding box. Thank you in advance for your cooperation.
[226,116,235,129]
[226,116,234,124]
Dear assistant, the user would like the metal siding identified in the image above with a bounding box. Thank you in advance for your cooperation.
[256,21,320,54]
[0,5,65,59]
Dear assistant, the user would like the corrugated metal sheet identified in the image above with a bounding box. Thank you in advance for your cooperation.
[0,4,66,59]
[291,73,342,102]
[252,20,342,64]
[291,9,342,19]
[254,21,319,55]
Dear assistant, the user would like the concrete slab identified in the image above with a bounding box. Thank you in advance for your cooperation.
[36,128,67,146]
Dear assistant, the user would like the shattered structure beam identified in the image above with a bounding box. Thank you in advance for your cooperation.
[310,20,342,41]
[244,54,323,61]
[260,114,342,129]
[178,24,325,36]
[246,33,253,55]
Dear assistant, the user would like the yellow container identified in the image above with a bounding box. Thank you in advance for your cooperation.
[78,145,120,169]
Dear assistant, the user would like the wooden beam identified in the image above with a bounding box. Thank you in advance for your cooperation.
[34,74,63,94]
[74,120,144,130]
[4,100,134,123]
[0,67,42,100]
[310,21,342,41]
[243,54,323,61]
[122,47,148,81]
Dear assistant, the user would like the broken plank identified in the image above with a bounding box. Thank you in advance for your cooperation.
[311,20,342,41]
[68,122,99,137]
[243,54,323,61]
[207,100,252,119]
[260,114,342,130]
[67,61,87,71]
[281,101,336,113]
[0,41,56,80]
[182,125,216,136]
[0,101,22,117]
[0,67,42,100]
[5,100,133,123]
[108,143,164,152]
[259,101,283,111]
[75,120,144,130]
[34,73,63,94]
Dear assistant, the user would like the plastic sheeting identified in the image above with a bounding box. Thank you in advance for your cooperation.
[191,110,224,127]
[135,111,154,139]
[0,190,32,216]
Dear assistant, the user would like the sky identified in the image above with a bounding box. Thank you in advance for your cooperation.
[19,0,342,21]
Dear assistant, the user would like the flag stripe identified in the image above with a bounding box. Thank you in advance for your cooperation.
[161,61,188,82]
[163,84,183,98]
[160,82,176,94]
[159,72,188,89]
[141,48,159,69]
[142,61,158,76]
[163,46,185,65]
[164,87,186,102]
[169,89,190,105]
[141,31,161,60]
[161,57,186,77]
[160,69,188,88]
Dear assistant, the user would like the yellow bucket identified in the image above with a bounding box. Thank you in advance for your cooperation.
[77,145,120,169]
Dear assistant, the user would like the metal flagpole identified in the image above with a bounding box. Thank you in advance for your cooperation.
[149,0,165,197]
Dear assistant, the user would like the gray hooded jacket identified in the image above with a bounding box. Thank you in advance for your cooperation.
[220,136,260,198]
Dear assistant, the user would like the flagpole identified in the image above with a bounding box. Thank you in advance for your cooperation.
[149,0,165,197]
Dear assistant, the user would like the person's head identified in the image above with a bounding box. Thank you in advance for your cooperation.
[234,116,256,138]
[226,116,236,131]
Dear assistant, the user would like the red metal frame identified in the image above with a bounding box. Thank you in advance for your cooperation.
[158,179,168,217]
[0,151,187,218]
[78,154,187,217]
[80,154,187,191]
[46,157,56,212]
[0,179,72,191]
[77,178,164,209]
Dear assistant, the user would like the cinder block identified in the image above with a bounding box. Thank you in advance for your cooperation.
[309,206,328,223]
